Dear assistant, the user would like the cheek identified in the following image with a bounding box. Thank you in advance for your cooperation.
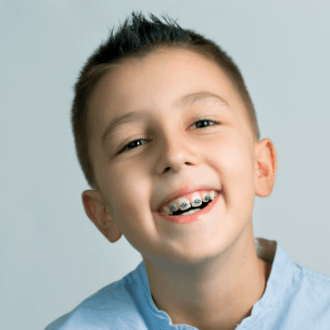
[109,166,151,213]
[210,135,246,172]
[212,137,254,200]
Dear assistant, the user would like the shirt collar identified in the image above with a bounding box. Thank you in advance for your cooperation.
[248,237,293,318]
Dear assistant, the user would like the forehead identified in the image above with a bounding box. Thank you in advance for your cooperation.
[93,48,240,107]
[88,48,249,143]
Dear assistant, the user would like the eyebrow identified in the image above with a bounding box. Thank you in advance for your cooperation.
[101,91,229,147]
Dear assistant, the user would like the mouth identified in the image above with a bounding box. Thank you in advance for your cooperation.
[168,200,211,216]
[153,191,221,224]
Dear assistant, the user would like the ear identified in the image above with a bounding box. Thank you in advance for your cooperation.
[254,138,277,197]
[81,190,122,243]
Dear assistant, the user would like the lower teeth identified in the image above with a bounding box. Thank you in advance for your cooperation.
[179,208,201,216]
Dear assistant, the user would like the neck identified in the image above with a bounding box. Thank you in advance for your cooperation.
[143,223,271,330]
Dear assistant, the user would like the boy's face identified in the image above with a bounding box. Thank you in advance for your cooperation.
[83,48,276,264]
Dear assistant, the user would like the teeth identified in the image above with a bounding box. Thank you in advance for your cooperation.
[161,190,218,215]
[181,208,201,216]
[177,197,192,211]
[191,192,203,207]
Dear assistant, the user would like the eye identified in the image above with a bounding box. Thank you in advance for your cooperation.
[117,118,220,155]
[190,118,219,130]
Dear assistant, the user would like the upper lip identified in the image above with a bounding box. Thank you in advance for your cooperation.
[153,184,221,212]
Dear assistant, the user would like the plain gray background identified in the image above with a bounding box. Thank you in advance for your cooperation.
[1,1,329,329]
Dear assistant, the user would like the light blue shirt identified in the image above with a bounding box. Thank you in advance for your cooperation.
[44,237,330,329]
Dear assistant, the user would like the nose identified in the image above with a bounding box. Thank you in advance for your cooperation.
[154,130,198,174]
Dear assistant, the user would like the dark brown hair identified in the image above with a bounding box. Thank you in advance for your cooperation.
[71,10,261,190]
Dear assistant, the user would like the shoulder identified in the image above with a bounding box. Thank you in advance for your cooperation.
[44,273,149,330]
[255,261,330,329]
[279,263,330,327]
[291,262,330,296]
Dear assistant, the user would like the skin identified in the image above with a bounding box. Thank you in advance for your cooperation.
[82,48,276,330]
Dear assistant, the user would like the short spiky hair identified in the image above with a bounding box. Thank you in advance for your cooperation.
[71,10,261,190]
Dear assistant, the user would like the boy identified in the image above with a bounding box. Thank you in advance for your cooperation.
[45,11,330,330]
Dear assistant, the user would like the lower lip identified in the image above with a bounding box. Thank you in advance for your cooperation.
[154,192,221,224]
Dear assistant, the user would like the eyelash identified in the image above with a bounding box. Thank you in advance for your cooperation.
[117,118,220,155]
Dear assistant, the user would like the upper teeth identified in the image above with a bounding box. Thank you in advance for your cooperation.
[161,190,218,215]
